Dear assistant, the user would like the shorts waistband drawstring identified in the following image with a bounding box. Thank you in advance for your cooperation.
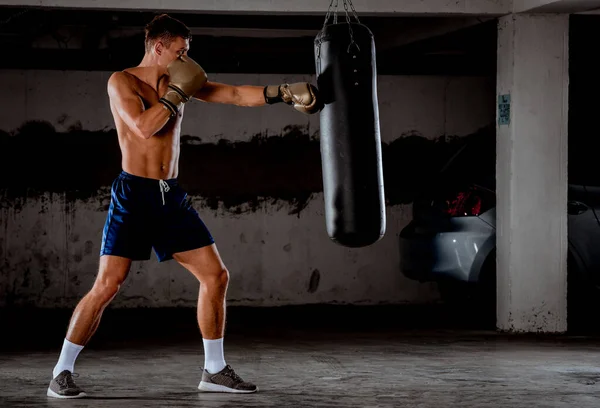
[159,179,170,205]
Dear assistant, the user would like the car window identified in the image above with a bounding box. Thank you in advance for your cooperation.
[438,127,495,189]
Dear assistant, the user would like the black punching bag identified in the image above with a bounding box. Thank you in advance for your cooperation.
[314,22,386,248]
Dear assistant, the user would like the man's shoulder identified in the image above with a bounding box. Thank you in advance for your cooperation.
[108,70,135,84]
[107,71,137,95]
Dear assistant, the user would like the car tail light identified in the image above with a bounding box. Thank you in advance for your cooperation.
[438,186,495,217]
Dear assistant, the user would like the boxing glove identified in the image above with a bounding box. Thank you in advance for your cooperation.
[264,82,322,114]
[160,55,208,116]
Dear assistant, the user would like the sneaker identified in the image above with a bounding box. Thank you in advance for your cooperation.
[198,365,258,393]
[47,370,87,399]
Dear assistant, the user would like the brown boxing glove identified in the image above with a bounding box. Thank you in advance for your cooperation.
[160,55,208,116]
[264,82,322,114]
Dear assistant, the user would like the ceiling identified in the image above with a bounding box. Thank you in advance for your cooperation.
[0,7,499,75]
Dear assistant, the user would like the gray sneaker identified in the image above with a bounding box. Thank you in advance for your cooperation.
[47,370,87,399]
[198,365,258,393]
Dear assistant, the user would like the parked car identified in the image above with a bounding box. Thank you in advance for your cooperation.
[399,136,600,326]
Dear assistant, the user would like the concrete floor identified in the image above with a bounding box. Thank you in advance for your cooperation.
[1,307,600,407]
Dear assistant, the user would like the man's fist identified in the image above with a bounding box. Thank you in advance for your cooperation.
[160,55,208,116]
[264,82,322,114]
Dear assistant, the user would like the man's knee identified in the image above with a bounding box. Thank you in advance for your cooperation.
[202,267,229,289]
[90,278,122,305]
[88,255,131,306]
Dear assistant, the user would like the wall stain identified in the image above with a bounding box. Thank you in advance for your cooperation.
[0,120,495,214]
[308,269,321,293]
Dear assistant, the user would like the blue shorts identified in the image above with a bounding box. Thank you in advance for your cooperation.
[100,171,215,262]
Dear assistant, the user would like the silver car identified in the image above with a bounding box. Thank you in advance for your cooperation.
[399,139,600,325]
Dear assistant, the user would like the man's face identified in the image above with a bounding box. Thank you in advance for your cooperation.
[156,36,190,67]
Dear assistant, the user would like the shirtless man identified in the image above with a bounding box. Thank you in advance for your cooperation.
[47,14,320,399]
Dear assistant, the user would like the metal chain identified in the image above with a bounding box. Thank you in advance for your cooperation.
[333,0,339,25]
[321,0,360,29]
[343,1,352,23]
[343,0,359,53]
[321,0,336,31]
[318,0,361,54]
[346,0,361,23]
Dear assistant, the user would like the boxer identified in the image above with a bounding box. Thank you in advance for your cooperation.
[47,13,320,399]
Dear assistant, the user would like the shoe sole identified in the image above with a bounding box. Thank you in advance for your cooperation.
[198,381,258,393]
[47,388,87,399]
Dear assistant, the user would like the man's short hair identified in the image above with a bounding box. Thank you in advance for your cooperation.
[144,14,192,53]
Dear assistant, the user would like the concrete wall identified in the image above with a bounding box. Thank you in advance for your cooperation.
[0,70,495,308]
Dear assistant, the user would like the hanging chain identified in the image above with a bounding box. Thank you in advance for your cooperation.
[321,0,336,32]
[343,0,360,24]
[343,0,360,53]
[317,0,336,58]
[321,0,360,29]
[318,0,362,54]
[333,0,339,24]
[346,0,360,23]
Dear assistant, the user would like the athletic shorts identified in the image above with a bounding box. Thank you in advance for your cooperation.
[100,171,215,262]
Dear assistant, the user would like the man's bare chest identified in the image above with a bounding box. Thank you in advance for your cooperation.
[138,81,169,109]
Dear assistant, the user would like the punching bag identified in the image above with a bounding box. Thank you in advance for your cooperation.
[314,20,386,248]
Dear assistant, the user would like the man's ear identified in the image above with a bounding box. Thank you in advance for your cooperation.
[154,41,164,56]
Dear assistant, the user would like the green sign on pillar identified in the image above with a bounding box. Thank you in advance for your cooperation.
[498,94,511,126]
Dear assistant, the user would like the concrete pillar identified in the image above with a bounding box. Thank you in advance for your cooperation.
[496,14,569,333]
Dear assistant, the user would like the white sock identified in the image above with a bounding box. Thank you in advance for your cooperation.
[52,338,84,378]
[203,338,227,374]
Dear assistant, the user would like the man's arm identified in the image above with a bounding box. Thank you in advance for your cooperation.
[107,72,171,140]
[194,81,321,114]
[194,81,266,107]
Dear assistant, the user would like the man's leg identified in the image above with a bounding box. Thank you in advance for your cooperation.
[173,244,257,393]
[48,255,132,399]
[174,244,229,363]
